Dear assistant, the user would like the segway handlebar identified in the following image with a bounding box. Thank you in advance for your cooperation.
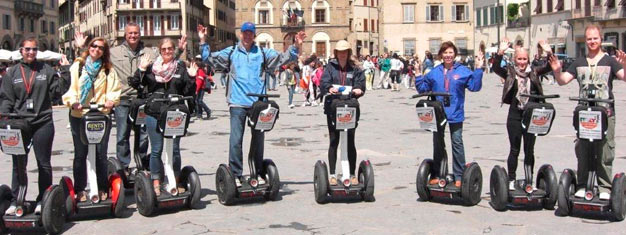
[568,97,614,104]
[520,94,560,99]
[411,92,451,99]
[81,104,105,110]
[153,96,194,103]
[246,93,280,98]
[0,113,37,118]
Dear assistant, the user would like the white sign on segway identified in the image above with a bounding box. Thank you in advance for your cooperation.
[0,129,26,155]
[578,110,602,140]
[416,107,437,132]
[254,106,278,131]
[336,107,357,130]
[527,109,554,135]
[164,111,187,137]
[85,121,106,144]
[135,105,147,126]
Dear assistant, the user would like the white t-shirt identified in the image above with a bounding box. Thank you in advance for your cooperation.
[390,58,404,71]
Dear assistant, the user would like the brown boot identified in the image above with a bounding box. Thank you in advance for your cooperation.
[455,180,462,188]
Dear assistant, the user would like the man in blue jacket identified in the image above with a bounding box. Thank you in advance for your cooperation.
[415,41,484,187]
[199,22,305,185]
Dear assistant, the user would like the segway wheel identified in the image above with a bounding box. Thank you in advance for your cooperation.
[59,176,75,219]
[416,159,433,201]
[134,172,155,216]
[263,160,280,201]
[107,157,129,188]
[0,185,13,234]
[314,161,329,204]
[216,164,237,205]
[610,173,626,221]
[358,160,375,202]
[461,162,483,206]
[110,174,126,217]
[556,169,576,216]
[181,166,202,209]
[537,164,558,210]
[489,165,508,211]
[42,185,66,234]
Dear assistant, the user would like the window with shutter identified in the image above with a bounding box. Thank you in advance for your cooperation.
[363,19,368,31]
[465,5,469,21]
[371,19,375,32]
[476,9,481,26]
[451,5,456,21]
[439,5,444,21]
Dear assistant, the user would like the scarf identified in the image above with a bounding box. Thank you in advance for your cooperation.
[79,56,102,105]
[514,65,532,109]
[152,56,177,83]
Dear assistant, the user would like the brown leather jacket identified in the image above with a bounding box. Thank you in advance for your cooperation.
[493,54,551,104]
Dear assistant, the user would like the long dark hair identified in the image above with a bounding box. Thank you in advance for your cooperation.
[77,37,112,72]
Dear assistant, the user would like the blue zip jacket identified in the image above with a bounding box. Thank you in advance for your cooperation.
[200,42,298,107]
[415,62,483,123]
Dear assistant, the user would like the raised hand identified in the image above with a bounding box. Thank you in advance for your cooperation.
[197,24,207,41]
[548,54,561,72]
[616,50,626,68]
[187,62,198,77]
[178,35,187,52]
[138,54,153,71]
[474,52,485,69]
[294,31,307,49]
[74,31,88,49]
[59,55,70,66]
[498,38,510,54]
[538,40,552,55]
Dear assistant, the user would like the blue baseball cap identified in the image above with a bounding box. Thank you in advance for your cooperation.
[241,22,256,34]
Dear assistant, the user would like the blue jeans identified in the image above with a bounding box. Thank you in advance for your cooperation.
[114,104,149,167]
[229,107,265,177]
[145,116,181,180]
[268,72,277,90]
[287,85,295,105]
[196,91,211,118]
[432,122,466,180]
[219,73,227,87]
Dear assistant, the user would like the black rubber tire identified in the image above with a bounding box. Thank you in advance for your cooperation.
[0,184,13,234]
[187,169,202,209]
[537,164,558,210]
[556,169,575,216]
[263,160,280,201]
[358,160,375,202]
[59,177,75,220]
[461,162,483,206]
[134,172,155,216]
[216,164,237,205]
[107,157,129,188]
[42,185,66,234]
[314,161,329,204]
[489,165,508,211]
[416,159,433,201]
[112,175,126,217]
[611,173,626,221]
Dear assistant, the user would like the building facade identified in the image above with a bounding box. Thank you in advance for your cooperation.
[205,0,237,51]
[0,0,59,51]
[382,0,474,59]
[235,0,351,60]
[568,0,626,58]
[474,0,531,56]
[348,0,381,57]
[531,0,572,56]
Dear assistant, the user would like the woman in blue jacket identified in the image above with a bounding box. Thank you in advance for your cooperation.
[415,41,484,187]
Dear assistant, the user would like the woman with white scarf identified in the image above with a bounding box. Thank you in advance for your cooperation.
[63,37,122,201]
[130,38,196,196]
[493,38,553,190]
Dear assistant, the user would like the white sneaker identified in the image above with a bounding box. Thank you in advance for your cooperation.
[235,177,242,187]
[258,178,266,185]
[289,104,295,109]
[5,204,16,215]
[600,192,610,200]
[509,180,515,191]
[34,202,42,215]
[311,101,319,107]
[574,188,585,198]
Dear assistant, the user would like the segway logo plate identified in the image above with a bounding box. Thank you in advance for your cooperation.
[85,121,106,144]
[578,110,602,140]
[416,107,437,132]
[528,109,554,135]
[135,105,147,126]
[164,111,187,137]
[0,129,25,155]
[5,220,37,229]
[336,107,357,130]
[255,107,278,131]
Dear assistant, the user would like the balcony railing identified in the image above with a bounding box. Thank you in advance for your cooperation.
[507,17,529,28]
[280,20,305,32]
[14,1,44,19]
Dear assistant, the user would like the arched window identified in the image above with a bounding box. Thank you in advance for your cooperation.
[282,0,303,26]
[311,0,330,24]
[311,31,330,59]
[256,33,274,49]
[255,0,274,25]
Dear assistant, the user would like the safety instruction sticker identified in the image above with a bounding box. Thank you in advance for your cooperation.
[527,109,554,135]
[416,107,437,132]
[164,111,187,137]
[255,106,279,131]
[0,129,26,155]
[578,110,602,140]
[336,107,357,130]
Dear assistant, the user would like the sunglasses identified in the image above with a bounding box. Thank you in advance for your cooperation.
[160,47,175,52]
[90,44,105,51]
[22,47,38,52]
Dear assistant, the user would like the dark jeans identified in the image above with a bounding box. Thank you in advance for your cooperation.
[506,117,536,180]
[326,115,357,175]
[575,116,615,193]
[390,70,401,83]
[114,104,149,168]
[229,107,264,177]
[11,121,55,202]
[70,115,111,192]
[196,91,212,118]
[145,116,181,180]
[432,122,466,180]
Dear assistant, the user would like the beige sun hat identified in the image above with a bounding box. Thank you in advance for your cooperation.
[334,40,351,51]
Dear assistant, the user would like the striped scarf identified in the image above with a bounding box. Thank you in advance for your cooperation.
[79,56,102,105]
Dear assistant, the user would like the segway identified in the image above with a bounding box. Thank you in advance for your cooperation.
[314,85,375,204]
[556,96,626,221]
[107,100,150,189]
[0,113,65,234]
[60,104,126,219]
[414,92,483,206]
[134,95,202,216]
[490,94,560,211]
[215,93,281,205]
